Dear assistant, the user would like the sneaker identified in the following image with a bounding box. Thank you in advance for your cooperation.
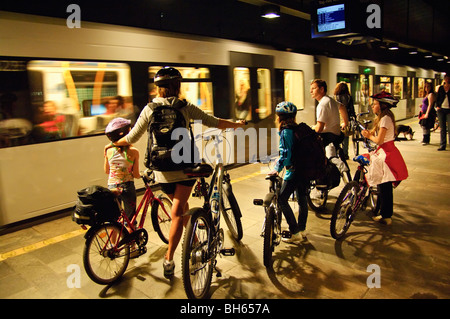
[282,232,303,243]
[372,215,392,225]
[163,259,175,278]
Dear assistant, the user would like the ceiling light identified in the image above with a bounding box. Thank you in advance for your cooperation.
[408,48,418,55]
[437,56,444,61]
[388,43,399,50]
[424,52,433,58]
[261,5,280,18]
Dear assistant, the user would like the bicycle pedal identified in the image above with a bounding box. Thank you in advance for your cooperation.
[281,230,292,239]
[220,248,235,256]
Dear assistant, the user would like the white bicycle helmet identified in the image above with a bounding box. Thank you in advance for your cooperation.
[105,117,131,142]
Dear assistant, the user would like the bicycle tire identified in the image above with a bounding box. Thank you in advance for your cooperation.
[330,181,359,240]
[263,206,276,268]
[220,182,243,242]
[352,132,362,156]
[307,184,328,212]
[367,186,381,216]
[181,207,214,299]
[83,223,130,285]
[151,194,172,244]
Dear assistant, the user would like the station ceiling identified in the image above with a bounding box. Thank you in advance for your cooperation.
[1,0,449,73]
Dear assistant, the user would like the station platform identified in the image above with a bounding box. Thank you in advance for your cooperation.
[0,119,449,300]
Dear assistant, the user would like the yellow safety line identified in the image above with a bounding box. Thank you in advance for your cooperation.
[0,228,86,262]
[0,169,265,262]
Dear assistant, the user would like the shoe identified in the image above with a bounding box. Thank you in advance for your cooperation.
[372,215,392,225]
[163,259,175,278]
[282,231,303,243]
[438,147,446,151]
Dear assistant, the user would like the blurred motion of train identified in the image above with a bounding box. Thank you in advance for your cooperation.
[0,11,440,228]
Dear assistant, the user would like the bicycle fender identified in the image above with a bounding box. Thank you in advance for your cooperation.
[263,193,275,207]
[84,221,121,240]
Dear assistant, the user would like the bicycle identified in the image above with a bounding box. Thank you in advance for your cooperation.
[82,169,172,285]
[330,127,380,240]
[253,174,288,268]
[306,140,351,213]
[350,112,373,156]
[181,133,243,299]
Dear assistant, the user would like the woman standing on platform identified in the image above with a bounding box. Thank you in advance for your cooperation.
[361,92,408,225]
[419,81,436,145]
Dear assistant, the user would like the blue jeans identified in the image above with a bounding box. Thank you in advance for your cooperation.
[278,176,309,234]
[437,108,450,149]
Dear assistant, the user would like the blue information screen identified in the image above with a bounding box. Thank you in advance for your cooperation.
[317,4,346,33]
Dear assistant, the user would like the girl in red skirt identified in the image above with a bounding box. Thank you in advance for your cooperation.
[362,92,408,225]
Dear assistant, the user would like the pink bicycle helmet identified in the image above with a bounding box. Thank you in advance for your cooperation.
[105,117,131,142]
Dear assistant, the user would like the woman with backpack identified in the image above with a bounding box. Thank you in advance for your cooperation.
[104,67,245,278]
[361,91,408,225]
[268,101,309,243]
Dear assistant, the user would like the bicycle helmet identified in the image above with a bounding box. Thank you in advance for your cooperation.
[105,117,131,142]
[370,91,398,108]
[154,67,182,87]
[276,101,297,115]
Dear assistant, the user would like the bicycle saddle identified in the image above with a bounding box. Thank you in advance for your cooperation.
[183,163,213,177]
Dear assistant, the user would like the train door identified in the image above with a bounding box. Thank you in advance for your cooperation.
[229,52,274,124]
[229,51,276,163]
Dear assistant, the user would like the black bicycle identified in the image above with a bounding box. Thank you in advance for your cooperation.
[350,112,373,156]
[181,134,242,299]
[306,142,351,213]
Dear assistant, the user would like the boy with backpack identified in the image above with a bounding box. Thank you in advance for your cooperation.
[269,101,326,243]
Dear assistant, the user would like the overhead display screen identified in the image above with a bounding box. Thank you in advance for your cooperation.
[317,4,346,33]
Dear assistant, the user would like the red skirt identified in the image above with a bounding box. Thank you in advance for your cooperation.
[366,141,408,187]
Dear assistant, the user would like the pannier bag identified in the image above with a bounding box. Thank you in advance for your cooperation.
[72,185,121,225]
[316,160,341,190]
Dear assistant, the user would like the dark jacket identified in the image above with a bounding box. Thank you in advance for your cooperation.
[436,85,450,108]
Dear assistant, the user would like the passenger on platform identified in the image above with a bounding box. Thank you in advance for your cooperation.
[235,79,251,120]
[104,117,140,231]
[104,67,245,279]
[311,79,349,149]
[361,92,408,226]
[418,81,436,145]
[436,74,450,151]
[268,101,309,243]
[334,81,355,159]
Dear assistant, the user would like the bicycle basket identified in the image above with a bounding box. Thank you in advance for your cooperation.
[72,185,121,225]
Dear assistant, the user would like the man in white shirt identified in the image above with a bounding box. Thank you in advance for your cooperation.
[310,79,348,148]
[436,74,450,151]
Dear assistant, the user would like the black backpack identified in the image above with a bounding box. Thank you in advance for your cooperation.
[287,122,327,181]
[72,185,121,226]
[144,100,198,171]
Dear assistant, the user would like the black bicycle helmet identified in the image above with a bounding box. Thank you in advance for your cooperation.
[105,117,131,142]
[154,67,182,87]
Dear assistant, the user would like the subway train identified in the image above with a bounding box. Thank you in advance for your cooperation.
[0,11,438,228]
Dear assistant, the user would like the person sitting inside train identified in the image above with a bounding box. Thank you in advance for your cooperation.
[32,100,65,141]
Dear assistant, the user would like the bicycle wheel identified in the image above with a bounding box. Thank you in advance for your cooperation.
[352,131,362,156]
[307,183,328,212]
[182,207,214,299]
[367,186,380,216]
[330,181,358,239]
[151,194,172,244]
[220,182,243,241]
[83,223,130,285]
[263,206,276,268]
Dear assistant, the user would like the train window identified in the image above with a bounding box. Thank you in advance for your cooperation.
[394,77,403,99]
[418,78,425,98]
[283,70,304,110]
[0,60,31,148]
[257,68,272,119]
[233,67,251,120]
[148,66,213,115]
[25,60,133,143]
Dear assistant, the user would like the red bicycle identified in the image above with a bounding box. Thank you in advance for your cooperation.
[81,169,172,285]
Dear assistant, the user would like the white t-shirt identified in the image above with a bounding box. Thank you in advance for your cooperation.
[316,95,341,135]
[378,115,395,144]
